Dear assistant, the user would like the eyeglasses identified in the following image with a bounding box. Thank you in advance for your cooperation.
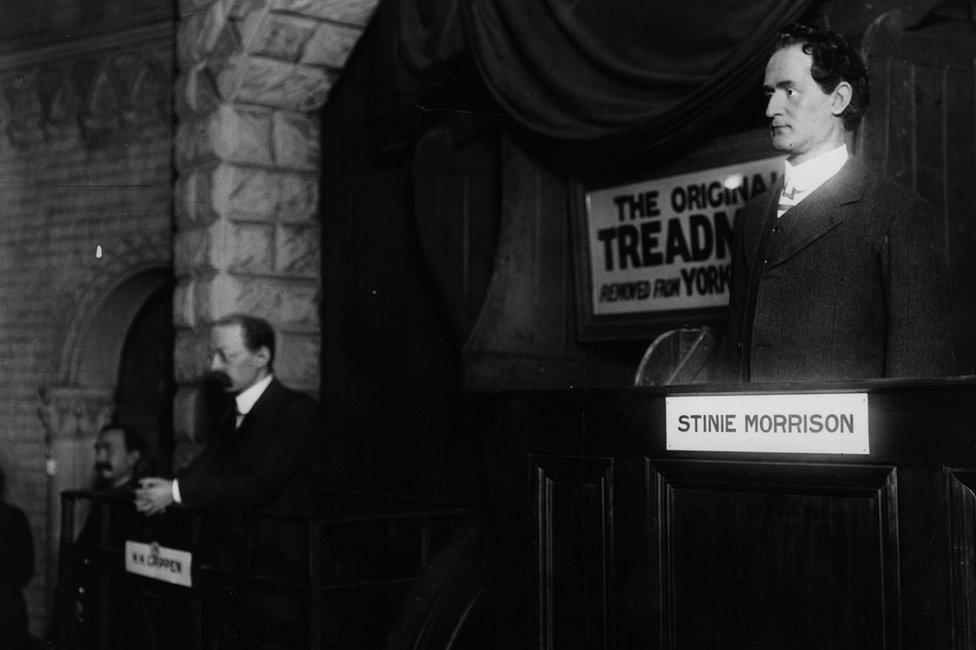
[209,349,248,364]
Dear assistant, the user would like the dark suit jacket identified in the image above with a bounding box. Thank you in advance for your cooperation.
[178,378,321,517]
[721,159,955,382]
[0,502,33,643]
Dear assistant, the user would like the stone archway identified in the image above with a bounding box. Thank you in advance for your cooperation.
[171,0,379,457]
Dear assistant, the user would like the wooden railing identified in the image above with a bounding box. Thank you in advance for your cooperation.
[53,490,478,649]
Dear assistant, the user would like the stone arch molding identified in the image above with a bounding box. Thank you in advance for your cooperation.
[59,231,173,388]
[36,231,172,607]
[39,231,172,453]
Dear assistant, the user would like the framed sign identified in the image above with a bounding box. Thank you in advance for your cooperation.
[573,131,784,341]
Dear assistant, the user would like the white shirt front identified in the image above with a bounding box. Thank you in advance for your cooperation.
[234,374,274,426]
[778,144,849,217]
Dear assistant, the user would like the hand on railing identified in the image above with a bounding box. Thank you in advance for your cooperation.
[134,478,174,516]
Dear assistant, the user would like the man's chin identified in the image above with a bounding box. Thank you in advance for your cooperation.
[769,136,792,152]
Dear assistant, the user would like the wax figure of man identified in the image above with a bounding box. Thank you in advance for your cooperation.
[135,314,321,648]
[82,422,147,544]
[94,422,145,492]
[135,313,321,517]
[50,423,151,650]
[721,23,955,382]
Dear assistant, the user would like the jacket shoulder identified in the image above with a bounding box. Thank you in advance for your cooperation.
[852,161,923,205]
[264,379,319,416]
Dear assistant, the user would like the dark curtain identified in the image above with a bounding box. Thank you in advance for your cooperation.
[371,0,815,157]
[369,0,954,157]
[460,0,813,156]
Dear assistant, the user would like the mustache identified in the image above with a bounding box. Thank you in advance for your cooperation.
[95,462,112,473]
[203,370,232,388]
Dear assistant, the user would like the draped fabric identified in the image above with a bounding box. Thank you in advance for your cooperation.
[371,0,814,157]
[368,0,946,158]
[458,0,812,157]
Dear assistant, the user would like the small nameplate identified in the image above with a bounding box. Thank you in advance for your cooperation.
[666,393,869,454]
[124,541,192,587]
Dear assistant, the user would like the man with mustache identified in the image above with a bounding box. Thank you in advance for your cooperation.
[721,23,955,381]
[94,423,145,492]
[135,313,320,516]
[49,423,148,649]
[134,313,321,648]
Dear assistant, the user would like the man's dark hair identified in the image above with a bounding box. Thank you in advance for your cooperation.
[214,313,276,368]
[100,422,146,456]
[776,23,869,130]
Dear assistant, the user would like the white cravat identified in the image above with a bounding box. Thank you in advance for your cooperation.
[777,144,849,218]
[234,374,273,427]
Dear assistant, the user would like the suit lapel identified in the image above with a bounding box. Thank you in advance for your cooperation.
[745,177,783,269]
[767,160,866,268]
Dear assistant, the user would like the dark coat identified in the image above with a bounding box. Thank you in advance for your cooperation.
[722,159,955,382]
[50,488,147,650]
[177,378,322,517]
[176,378,322,645]
[0,501,33,644]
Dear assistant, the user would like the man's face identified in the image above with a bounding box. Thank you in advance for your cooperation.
[208,323,269,394]
[764,44,846,164]
[94,429,138,489]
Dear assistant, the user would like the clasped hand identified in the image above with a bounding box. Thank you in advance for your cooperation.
[134,477,174,516]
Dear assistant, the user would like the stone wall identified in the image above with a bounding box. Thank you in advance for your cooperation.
[0,22,174,634]
[172,0,376,459]
[0,0,381,633]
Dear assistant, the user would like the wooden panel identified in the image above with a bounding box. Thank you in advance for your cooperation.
[495,381,976,648]
[533,456,614,650]
[319,20,480,497]
[949,472,976,650]
[464,137,587,390]
[944,66,976,373]
[856,53,888,172]
[413,125,500,340]
[653,461,898,649]
[861,14,976,374]
[913,62,946,240]
[883,56,916,190]
[613,456,668,648]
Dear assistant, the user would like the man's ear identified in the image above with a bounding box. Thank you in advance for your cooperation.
[255,346,271,369]
[832,81,853,116]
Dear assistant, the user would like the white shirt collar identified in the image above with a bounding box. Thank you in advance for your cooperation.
[235,374,273,415]
[783,144,849,194]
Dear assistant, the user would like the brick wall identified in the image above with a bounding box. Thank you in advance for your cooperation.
[0,24,173,635]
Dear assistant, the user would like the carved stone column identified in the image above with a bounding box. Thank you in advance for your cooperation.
[172,0,377,460]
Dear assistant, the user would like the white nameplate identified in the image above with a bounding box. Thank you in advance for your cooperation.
[666,393,869,454]
[125,541,193,587]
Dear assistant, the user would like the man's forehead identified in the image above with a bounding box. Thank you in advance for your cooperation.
[210,323,246,346]
[766,44,812,76]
